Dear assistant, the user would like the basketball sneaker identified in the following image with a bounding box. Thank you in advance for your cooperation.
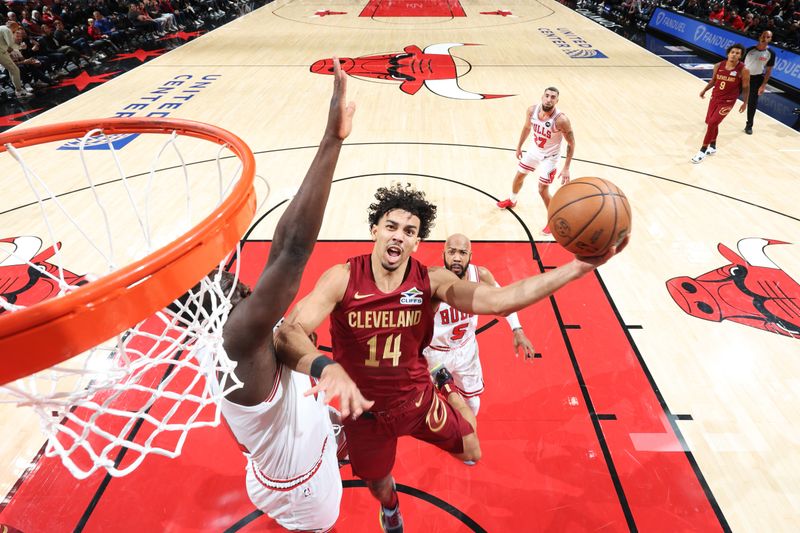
[430,364,456,395]
[705,146,717,155]
[496,198,517,209]
[691,150,706,164]
[379,503,404,532]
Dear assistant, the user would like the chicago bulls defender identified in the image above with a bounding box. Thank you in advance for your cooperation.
[277,184,628,533]
[423,233,534,419]
[692,43,750,163]
[171,60,366,532]
[497,87,576,234]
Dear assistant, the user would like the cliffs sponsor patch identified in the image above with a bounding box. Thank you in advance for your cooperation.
[400,287,424,305]
[539,27,607,59]
[59,74,221,150]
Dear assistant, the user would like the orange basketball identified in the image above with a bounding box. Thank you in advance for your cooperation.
[546,177,631,257]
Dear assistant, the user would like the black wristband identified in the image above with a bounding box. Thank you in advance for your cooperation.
[310,355,336,379]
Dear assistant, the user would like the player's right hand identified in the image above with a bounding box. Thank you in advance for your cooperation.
[574,234,631,272]
[305,363,374,420]
[326,56,356,141]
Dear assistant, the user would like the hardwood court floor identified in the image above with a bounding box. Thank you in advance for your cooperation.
[1,0,799,531]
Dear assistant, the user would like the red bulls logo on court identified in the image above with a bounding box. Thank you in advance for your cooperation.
[310,44,512,100]
[666,238,800,339]
[0,236,87,314]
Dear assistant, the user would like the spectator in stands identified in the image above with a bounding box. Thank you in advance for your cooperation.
[92,10,125,46]
[13,27,57,88]
[41,6,57,25]
[21,9,44,36]
[743,12,757,33]
[86,17,120,55]
[728,9,745,29]
[144,0,179,32]
[128,2,161,35]
[36,23,75,73]
[685,0,704,17]
[709,3,726,22]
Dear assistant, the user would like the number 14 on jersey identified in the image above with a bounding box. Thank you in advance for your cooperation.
[365,334,402,367]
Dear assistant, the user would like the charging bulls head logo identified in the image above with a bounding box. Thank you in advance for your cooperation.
[310,44,512,100]
[0,236,88,314]
[666,238,800,339]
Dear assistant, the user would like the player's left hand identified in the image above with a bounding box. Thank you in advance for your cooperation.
[511,329,535,359]
[559,168,571,185]
[305,363,374,420]
[327,56,356,141]
[738,102,746,113]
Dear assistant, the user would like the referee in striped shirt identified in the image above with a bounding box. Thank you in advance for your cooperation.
[743,30,775,135]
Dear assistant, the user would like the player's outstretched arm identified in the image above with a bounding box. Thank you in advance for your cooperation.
[275,264,374,419]
[477,266,535,358]
[223,58,355,355]
[433,236,629,316]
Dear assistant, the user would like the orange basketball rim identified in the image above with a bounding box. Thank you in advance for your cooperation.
[0,118,257,386]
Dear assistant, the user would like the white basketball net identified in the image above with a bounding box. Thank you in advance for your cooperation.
[0,125,261,479]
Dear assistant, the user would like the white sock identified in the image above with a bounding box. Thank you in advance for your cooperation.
[510,193,518,202]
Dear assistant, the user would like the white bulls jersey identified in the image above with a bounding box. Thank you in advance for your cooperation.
[209,345,341,531]
[220,363,331,486]
[428,264,480,351]
[526,104,564,158]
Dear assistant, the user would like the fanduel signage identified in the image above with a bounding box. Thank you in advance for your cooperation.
[648,7,800,92]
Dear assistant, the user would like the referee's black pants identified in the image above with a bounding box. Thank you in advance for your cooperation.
[746,74,764,129]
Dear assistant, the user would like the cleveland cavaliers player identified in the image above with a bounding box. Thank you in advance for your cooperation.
[423,233,534,418]
[692,43,750,163]
[173,60,369,532]
[497,87,576,234]
[276,184,628,533]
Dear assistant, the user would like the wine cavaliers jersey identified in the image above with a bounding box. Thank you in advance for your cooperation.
[330,254,435,412]
[526,104,564,158]
[427,264,479,352]
[711,61,744,102]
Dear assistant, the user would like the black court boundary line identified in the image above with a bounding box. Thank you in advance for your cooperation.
[2,142,795,224]
[73,347,186,533]
[221,480,487,532]
[592,272,731,531]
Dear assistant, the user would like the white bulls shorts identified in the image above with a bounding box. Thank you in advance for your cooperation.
[244,433,341,532]
[424,341,485,399]
[518,150,559,185]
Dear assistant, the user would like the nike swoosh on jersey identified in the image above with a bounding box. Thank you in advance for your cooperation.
[414,390,425,407]
[353,292,375,300]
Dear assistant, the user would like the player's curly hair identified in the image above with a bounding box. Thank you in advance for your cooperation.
[368,183,437,239]
[726,43,745,56]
